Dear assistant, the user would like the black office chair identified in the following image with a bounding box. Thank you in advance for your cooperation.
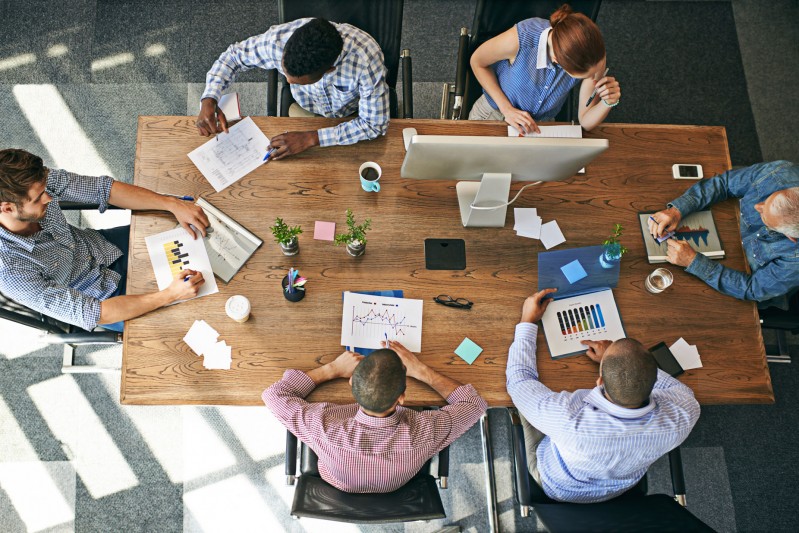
[0,201,122,372]
[760,291,799,363]
[507,408,714,532]
[266,0,413,119]
[441,0,602,123]
[284,429,450,523]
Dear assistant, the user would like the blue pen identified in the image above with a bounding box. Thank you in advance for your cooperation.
[384,332,389,344]
[161,193,194,201]
[263,148,275,162]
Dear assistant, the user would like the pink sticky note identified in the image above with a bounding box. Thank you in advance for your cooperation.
[314,221,336,241]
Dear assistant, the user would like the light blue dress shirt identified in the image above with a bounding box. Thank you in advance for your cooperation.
[506,323,700,503]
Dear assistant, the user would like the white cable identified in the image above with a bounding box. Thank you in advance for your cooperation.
[468,181,543,210]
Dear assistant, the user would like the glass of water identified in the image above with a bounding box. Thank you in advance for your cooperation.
[645,268,673,294]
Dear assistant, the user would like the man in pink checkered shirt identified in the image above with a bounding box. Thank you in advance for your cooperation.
[263,340,487,493]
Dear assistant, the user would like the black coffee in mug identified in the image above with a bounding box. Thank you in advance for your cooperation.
[361,167,379,181]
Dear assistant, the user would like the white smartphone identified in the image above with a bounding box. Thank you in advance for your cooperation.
[672,164,703,179]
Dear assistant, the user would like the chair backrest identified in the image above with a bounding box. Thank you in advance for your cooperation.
[532,493,715,533]
[463,0,603,119]
[290,441,445,523]
[278,0,404,90]
[0,289,71,334]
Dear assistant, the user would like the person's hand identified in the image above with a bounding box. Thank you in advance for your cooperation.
[268,131,319,160]
[196,98,228,136]
[666,238,697,267]
[169,199,209,239]
[501,106,540,135]
[328,350,364,379]
[595,75,621,105]
[581,340,612,363]
[383,340,425,381]
[647,207,682,238]
[521,288,557,323]
[165,269,204,301]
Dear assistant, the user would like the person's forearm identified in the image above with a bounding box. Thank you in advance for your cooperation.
[108,181,178,212]
[416,366,463,399]
[578,100,611,131]
[305,363,338,385]
[471,63,513,113]
[98,291,172,324]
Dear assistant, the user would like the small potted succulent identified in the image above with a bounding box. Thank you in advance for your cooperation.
[600,223,629,268]
[270,217,302,256]
[334,209,371,257]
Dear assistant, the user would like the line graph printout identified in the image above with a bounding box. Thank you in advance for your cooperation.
[187,116,270,192]
[541,288,625,359]
[145,227,219,302]
[341,292,424,352]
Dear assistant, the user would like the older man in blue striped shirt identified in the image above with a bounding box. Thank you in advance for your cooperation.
[197,18,389,160]
[507,289,700,503]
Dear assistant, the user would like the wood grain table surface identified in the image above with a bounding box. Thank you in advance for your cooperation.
[122,117,772,406]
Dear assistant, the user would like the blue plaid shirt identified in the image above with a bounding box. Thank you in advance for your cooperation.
[669,160,799,308]
[0,170,121,331]
[483,18,579,121]
[202,18,390,147]
[507,323,700,503]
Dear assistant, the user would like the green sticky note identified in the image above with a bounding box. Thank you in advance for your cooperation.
[455,337,483,364]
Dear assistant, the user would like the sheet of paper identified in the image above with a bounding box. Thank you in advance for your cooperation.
[455,337,483,364]
[669,337,703,370]
[145,227,219,300]
[507,125,583,138]
[187,116,270,192]
[541,289,626,358]
[203,341,232,370]
[560,259,588,284]
[513,208,537,230]
[314,221,336,241]
[217,93,241,121]
[183,320,219,356]
[341,291,424,352]
[540,221,566,249]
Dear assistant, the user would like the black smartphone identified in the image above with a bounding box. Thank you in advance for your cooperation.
[649,342,684,377]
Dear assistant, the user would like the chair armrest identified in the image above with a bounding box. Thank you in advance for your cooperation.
[437,445,449,489]
[60,202,124,211]
[400,49,413,119]
[40,331,121,344]
[508,408,533,507]
[452,28,470,119]
[668,447,687,506]
[267,69,278,117]
[285,431,298,485]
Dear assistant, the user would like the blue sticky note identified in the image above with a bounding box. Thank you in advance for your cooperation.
[560,259,588,284]
[455,337,483,364]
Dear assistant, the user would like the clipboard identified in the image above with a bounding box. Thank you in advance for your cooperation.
[194,198,263,283]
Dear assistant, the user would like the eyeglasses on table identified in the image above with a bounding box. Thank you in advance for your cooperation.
[433,295,473,309]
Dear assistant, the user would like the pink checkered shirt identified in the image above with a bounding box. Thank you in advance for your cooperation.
[263,369,487,493]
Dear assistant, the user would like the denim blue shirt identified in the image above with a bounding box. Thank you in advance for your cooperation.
[669,161,799,308]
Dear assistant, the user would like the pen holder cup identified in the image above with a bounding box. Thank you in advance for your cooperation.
[282,275,306,302]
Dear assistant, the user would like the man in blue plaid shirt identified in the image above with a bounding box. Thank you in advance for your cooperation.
[0,149,209,332]
[196,18,390,160]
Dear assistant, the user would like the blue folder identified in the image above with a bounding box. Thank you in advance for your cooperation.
[537,245,620,299]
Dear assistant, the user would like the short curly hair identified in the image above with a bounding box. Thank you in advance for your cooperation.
[351,349,406,413]
[283,18,343,78]
[0,148,47,205]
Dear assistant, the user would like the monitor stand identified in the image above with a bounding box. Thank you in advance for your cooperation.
[456,173,511,227]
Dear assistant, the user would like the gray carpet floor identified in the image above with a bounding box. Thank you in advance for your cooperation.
[1,1,798,532]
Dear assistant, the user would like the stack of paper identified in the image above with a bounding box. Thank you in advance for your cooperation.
[513,208,566,249]
[669,337,702,370]
[183,320,233,370]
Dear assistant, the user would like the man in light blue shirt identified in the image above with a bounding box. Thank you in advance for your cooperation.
[506,289,700,503]
[196,18,389,160]
[649,160,799,309]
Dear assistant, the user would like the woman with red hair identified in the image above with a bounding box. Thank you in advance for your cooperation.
[469,4,621,133]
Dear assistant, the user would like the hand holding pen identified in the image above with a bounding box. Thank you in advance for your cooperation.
[585,67,621,107]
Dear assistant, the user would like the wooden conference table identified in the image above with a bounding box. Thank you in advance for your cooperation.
[122,117,773,406]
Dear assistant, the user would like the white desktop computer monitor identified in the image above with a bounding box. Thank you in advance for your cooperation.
[399,129,609,227]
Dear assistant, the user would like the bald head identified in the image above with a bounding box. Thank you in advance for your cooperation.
[767,187,799,239]
[600,339,658,408]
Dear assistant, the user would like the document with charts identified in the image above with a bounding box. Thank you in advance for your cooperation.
[194,198,262,283]
[187,116,270,192]
[341,291,423,352]
[145,227,219,302]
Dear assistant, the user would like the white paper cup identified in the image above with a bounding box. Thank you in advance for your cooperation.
[225,295,251,323]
